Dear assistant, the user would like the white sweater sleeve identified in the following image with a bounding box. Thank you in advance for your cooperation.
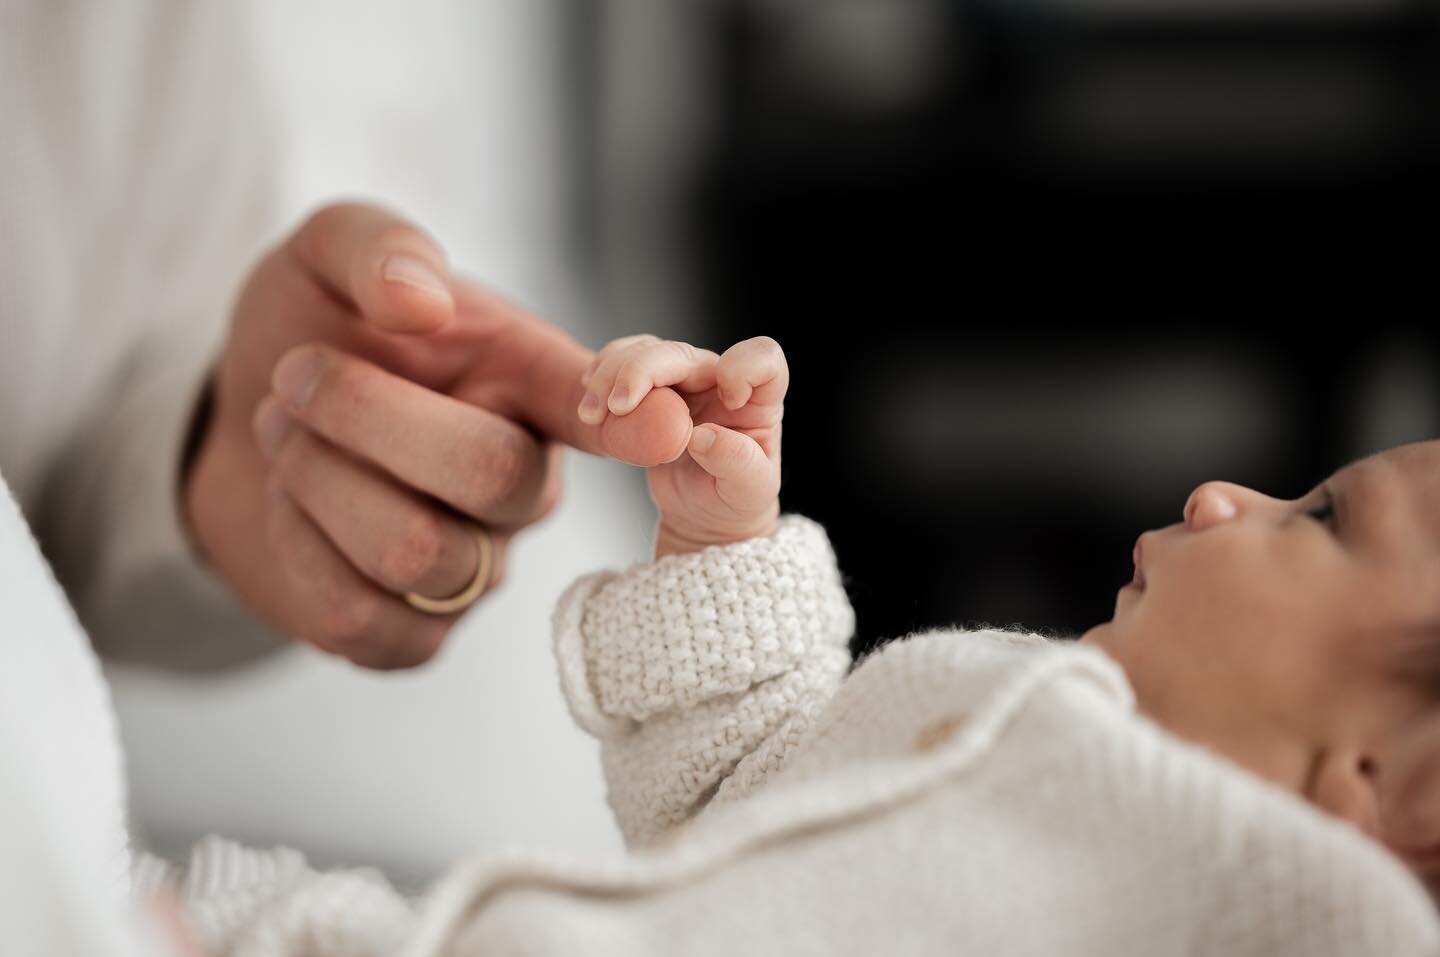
[552,515,855,846]
[36,332,289,670]
[10,4,286,671]
[132,839,415,957]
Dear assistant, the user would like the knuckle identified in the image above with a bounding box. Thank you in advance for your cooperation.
[314,589,381,646]
[293,203,376,270]
[715,367,745,397]
[735,437,765,472]
[663,340,697,364]
[460,432,529,514]
[487,438,528,496]
[608,334,657,360]
[714,435,749,470]
[377,511,446,590]
[294,204,345,259]
[322,355,382,418]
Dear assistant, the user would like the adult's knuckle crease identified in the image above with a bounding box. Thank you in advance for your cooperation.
[319,592,377,644]
[381,514,444,588]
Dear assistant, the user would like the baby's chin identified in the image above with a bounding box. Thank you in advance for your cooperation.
[1076,620,1114,650]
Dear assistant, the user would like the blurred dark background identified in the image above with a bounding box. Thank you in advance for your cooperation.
[587,0,1440,656]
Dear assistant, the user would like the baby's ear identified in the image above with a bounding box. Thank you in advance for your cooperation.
[1308,747,1381,838]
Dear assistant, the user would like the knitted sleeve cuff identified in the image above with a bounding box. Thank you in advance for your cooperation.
[552,515,854,737]
[135,837,413,957]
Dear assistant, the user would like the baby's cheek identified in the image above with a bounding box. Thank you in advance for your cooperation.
[1379,720,1440,850]
[1142,535,1285,676]
[1182,531,1298,628]
[600,387,691,466]
[1156,536,1254,626]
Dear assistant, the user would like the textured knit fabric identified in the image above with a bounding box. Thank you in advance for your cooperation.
[552,515,855,843]
[154,515,1440,955]
[133,838,412,957]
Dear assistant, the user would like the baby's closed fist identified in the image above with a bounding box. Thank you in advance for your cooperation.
[578,335,786,557]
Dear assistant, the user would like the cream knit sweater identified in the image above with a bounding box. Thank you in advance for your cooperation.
[141,515,1440,956]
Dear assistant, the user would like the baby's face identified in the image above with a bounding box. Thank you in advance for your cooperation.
[1082,441,1440,845]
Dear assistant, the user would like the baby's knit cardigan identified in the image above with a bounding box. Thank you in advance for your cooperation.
[153,516,1440,956]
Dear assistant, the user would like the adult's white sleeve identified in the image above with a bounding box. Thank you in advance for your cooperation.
[37,331,287,670]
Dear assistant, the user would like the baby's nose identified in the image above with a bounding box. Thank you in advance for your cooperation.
[1183,481,1242,530]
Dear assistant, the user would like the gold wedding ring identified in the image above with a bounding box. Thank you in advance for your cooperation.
[403,522,494,615]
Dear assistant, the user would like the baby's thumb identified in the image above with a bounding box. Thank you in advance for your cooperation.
[687,424,770,493]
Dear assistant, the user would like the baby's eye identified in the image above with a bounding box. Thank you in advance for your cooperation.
[1305,494,1336,525]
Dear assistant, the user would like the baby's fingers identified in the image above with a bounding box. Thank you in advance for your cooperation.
[581,339,720,424]
[716,336,789,411]
[609,341,720,415]
[581,334,655,390]
[687,424,779,505]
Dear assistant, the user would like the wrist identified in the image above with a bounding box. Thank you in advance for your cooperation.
[653,508,780,559]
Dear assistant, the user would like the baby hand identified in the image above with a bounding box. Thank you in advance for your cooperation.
[578,335,786,557]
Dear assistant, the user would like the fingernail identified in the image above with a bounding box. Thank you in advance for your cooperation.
[579,392,601,422]
[608,384,631,413]
[273,348,324,407]
[691,427,716,453]
[253,399,293,457]
[382,255,449,300]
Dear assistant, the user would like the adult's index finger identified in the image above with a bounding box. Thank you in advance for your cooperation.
[286,202,455,334]
[455,281,692,466]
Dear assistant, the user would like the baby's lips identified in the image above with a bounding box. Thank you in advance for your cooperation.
[600,387,691,466]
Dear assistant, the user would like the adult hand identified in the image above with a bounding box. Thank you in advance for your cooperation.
[184,203,692,668]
